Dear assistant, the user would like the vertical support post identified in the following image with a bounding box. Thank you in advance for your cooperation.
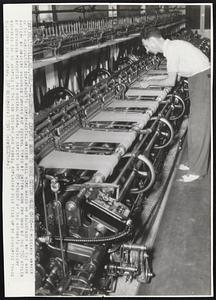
[200,5,205,35]
[52,5,58,23]
[34,5,39,27]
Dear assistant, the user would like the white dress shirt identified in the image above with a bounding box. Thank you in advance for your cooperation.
[163,39,210,77]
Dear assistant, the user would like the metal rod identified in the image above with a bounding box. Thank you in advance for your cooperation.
[144,126,188,249]
[42,180,49,234]
[118,170,136,201]
[33,8,149,14]
[144,130,159,155]
[54,192,66,276]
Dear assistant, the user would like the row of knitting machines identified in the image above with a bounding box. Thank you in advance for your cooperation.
[34,34,208,296]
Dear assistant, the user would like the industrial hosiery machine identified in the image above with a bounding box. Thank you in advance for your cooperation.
[34,29,210,296]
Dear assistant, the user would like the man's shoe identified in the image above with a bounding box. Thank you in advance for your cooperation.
[177,174,200,182]
[178,164,190,171]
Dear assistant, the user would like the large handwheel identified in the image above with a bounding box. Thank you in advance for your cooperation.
[148,117,174,150]
[84,68,111,86]
[167,94,186,121]
[42,87,75,110]
[125,154,156,194]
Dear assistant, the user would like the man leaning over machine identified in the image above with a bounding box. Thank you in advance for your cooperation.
[140,27,211,183]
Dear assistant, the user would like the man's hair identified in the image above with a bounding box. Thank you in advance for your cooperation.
[141,27,163,40]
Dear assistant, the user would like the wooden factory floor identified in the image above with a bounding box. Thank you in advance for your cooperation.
[137,145,212,296]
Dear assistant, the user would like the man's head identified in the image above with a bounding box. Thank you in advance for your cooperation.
[141,27,165,54]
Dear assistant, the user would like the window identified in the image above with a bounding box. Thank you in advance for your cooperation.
[38,5,53,23]
[108,5,117,18]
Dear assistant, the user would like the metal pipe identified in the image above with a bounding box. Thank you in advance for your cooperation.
[54,225,133,244]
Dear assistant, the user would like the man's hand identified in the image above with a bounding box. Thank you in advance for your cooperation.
[145,76,154,81]
[140,71,176,88]
[140,81,150,89]
[140,76,153,82]
[140,76,154,88]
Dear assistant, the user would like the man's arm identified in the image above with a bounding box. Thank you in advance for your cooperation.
[141,72,177,88]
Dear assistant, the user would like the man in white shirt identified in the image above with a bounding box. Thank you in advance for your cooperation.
[141,27,211,182]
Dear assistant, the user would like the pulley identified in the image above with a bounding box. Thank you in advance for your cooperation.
[182,79,189,92]
[120,244,153,283]
[137,250,153,283]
